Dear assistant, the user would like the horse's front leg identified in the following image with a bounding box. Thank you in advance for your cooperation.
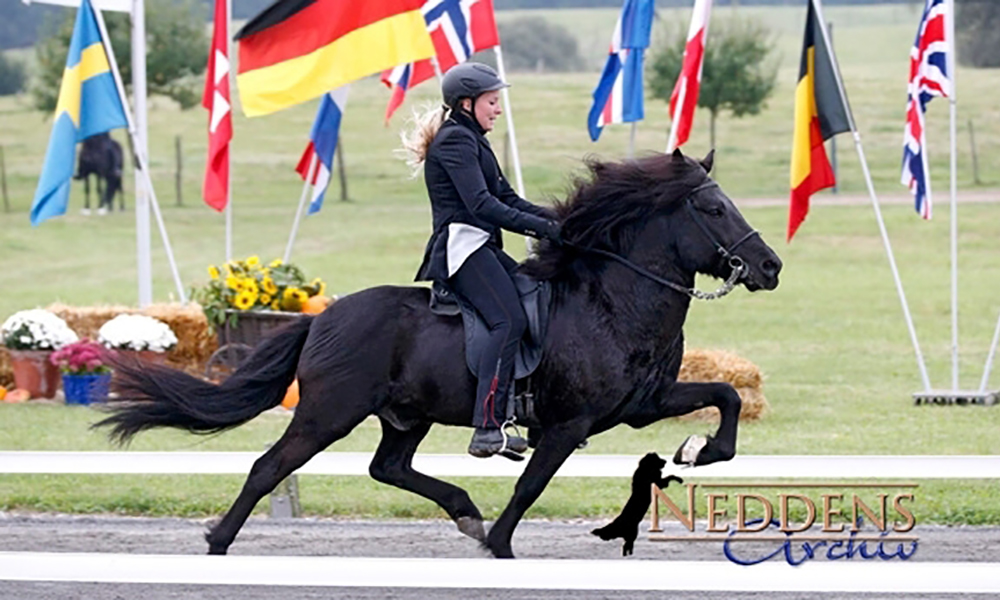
[486,417,591,558]
[660,381,741,467]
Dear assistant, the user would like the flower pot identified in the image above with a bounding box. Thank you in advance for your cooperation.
[62,372,112,405]
[115,349,168,365]
[8,350,60,399]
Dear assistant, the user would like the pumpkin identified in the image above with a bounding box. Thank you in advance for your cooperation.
[0,386,5,401]
[281,379,299,409]
[6,388,31,403]
[301,295,330,315]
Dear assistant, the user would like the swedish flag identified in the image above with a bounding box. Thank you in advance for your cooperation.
[31,0,127,226]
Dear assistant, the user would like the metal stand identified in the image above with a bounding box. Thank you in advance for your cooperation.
[913,390,997,406]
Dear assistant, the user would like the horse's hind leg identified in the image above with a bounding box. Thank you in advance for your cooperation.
[369,418,486,542]
[205,407,369,554]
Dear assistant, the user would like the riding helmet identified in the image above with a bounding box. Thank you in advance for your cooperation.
[441,62,509,109]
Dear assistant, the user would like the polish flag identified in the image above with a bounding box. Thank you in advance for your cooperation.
[202,0,231,212]
[667,0,712,152]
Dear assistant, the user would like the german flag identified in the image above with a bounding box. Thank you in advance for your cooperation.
[236,0,434,117]
[788,0,852,241]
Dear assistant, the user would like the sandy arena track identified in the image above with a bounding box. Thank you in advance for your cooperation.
[1,513,997,599]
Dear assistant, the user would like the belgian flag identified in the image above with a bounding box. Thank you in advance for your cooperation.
[788,0,852,241]
[235,0,434,117]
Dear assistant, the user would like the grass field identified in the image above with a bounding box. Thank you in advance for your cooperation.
[1,4,999,524]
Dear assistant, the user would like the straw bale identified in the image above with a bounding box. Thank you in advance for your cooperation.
[0,350,11,388]
[677,348,768,422]
[44,302,217,375]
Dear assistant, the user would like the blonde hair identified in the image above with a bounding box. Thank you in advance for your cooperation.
[397,104,449,177]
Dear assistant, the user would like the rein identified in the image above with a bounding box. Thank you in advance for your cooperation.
[563,182,760,302]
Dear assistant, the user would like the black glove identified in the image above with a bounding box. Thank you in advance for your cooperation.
[543,220,563,245]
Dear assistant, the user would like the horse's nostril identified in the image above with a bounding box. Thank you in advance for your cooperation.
[762,260,780,277]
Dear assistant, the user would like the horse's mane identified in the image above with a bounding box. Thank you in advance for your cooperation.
[523,152,708,283]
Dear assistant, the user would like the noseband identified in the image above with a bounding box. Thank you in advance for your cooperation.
[563,181,759,301]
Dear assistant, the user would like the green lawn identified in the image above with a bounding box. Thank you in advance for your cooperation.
[1,5,999,524]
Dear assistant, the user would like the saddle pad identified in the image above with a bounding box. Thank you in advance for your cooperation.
[430,274,550,381]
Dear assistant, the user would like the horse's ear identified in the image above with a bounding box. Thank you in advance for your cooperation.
[671,148,685,163]
[700,149,715,174]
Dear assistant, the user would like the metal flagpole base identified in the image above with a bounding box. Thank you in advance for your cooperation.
[913,390,997,406]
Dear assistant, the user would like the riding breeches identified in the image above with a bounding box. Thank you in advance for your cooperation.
[447,245,526,429]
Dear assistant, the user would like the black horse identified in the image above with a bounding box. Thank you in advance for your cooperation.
[75,132,124,213]
[96,149,782,559]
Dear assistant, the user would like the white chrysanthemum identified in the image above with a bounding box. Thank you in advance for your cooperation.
[98,314,178,352]
[1,309,78,350]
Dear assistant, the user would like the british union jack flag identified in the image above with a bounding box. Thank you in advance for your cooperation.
[901,0,950,220]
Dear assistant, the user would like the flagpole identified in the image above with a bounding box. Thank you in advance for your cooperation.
[628,122,637,158]
[94,0,187,304]
[665,83,683,153]
[813,0,931,392]
[284,153,318,264]
[946,0,959,390]
[493,46,525,197]
[980,312,1000,393]
[225,0,233,262]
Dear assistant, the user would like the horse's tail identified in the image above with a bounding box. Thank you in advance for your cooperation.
[94,316,315,445]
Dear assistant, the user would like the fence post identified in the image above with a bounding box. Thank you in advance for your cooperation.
[266,443,301,519]
[174,135,183,206]
[0,145,9,213]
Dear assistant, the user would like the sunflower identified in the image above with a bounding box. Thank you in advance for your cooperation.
[270,258,284,268]
[232,290,255,310]
[311,277,327,296]
[242,278,260,295]
[281,287,309,311]
[270,300,281,310]
[259,293,272,305]
[225,275,240,290]
[208,265,220,280]
[246,255,261,268]
[262,277,278,295]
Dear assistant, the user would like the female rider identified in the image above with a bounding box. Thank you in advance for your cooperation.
[403,62,561,458]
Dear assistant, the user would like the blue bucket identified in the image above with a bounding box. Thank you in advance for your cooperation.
[63,373,112,405]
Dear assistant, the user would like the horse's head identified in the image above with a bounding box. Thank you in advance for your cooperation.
[662,149,781,292]
[525,149,781,294]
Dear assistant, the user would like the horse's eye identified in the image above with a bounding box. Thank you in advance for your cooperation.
[707,206,724,217]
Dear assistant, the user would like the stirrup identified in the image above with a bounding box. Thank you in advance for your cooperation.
[497,420,527,462]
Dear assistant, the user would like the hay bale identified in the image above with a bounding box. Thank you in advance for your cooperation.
[44,303,217,375]
[677,348,768,422]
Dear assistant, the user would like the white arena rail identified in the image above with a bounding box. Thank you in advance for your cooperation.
[0,553,998,593]
[1,451,998,478]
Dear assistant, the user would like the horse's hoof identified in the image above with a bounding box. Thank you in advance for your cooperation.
[207,545,228,555]
[673,435,707,466]
[456,516,486,543]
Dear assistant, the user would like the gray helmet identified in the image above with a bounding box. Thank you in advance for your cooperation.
[441,62,509,109]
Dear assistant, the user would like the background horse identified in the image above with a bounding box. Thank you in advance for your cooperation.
[75,132,124,214]
[97,149,782,559]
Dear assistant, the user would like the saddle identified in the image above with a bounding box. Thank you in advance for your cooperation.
[429,272,551,427]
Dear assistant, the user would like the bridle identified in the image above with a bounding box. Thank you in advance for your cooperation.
[563,181,761,301]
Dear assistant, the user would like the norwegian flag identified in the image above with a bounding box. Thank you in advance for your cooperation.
[296,88,349,214]
[902,0,949,220]
[202,0,231,212]
[587,0,654,142]
[667,0,713,151]
[381,0,499,123]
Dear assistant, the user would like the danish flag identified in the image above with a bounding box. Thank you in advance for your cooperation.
[901,0,949,220]
[202,0,231,212]
[381,0,499,123]
[667,0,713,151]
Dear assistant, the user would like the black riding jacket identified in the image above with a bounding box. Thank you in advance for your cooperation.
[415,110,557,282]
